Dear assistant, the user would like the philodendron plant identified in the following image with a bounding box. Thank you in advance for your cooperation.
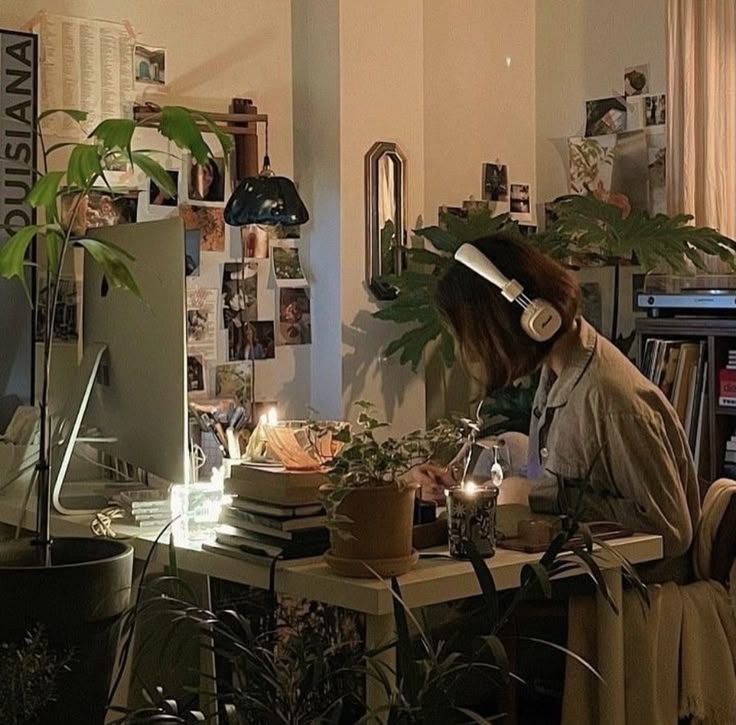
[0,106,233,556]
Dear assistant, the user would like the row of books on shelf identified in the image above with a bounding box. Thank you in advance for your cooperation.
[718,348,736,407]
[202,463,331,564]
[642,339,708,463]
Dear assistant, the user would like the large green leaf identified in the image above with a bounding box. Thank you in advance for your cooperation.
[44,228,64,276]
[92,118,136,152]
[75,237,140,297]
[414,225,460,253]
[157,106,212,165]
[0,224,41,282]
[193,111,235,157]
[39,108,87,123]
[26,171,64,222]
[131,152,177,198]
[66,143,103,189]
[384,321,442,370]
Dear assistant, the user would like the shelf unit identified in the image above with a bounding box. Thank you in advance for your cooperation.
[636,316,736,487]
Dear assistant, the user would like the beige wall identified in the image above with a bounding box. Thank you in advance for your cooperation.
[424,0,537,222]
[535,0,666,203]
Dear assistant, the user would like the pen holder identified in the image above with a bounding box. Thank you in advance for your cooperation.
[446,484,498,559]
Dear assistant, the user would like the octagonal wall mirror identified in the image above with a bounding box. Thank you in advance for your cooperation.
[365,141,407,300]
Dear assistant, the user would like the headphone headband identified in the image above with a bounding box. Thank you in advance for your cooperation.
[454,243,562,343]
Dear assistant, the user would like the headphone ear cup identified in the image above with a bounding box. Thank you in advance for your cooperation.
[520,300,562,342]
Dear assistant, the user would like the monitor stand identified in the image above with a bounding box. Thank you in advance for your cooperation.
[50,343,117,515]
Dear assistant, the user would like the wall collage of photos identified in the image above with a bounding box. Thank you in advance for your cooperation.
[476,62,666,358]
[47,146,312,431]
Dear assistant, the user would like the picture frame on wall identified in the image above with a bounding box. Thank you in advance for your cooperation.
[574,265,616,340]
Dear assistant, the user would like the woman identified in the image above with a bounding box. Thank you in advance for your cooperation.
[416,233,700,578]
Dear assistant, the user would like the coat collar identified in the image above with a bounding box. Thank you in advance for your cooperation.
[541,318,598,409]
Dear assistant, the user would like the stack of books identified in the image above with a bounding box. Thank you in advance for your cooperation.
[718,350,736,407]
[112,489,171,528]
[723,433,736,479]
[202,464,331,563]
[642,339,708,460]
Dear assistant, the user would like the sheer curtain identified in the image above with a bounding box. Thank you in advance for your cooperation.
[667,0,736,270]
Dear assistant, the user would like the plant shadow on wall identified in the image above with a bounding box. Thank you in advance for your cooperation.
[110,466,648,725]
[373,196,736,429]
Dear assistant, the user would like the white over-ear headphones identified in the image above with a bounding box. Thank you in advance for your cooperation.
[454,243,562,342]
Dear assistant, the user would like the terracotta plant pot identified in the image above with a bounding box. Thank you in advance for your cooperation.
[322,483,419,578]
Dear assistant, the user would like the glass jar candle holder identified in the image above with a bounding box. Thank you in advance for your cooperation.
[446,482,499,559]
[171,480,224,544]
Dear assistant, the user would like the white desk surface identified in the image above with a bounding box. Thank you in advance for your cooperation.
[0,488,663,617]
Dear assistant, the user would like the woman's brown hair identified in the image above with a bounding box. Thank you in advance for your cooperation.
[435,233,580,392]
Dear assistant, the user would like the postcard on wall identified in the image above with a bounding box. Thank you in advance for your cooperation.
[624,64,649,96]
[278,288,312,346]
[272,245,308,287]
[647,128,666,216]
[184,155,227,205]
[187,354,208,397]
[223,262,259,361]
[585,97,627,137]
[242,321,276,360]
[509,183,533,223]
[645,94,666,127]
[215,361,254,406]
[137,171,180,223]
[186,287,218,363]
[33,13,135,138]
[482,163,509,203]
[180,204,225,252]
[61,190,138,236]
[233,224,272,259]
[134,45,166,86]
[568,135,617,195]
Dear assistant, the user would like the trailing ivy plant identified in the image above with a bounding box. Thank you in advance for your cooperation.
[0,106,233,556]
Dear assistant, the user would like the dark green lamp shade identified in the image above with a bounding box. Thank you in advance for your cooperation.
[225,175,310,227]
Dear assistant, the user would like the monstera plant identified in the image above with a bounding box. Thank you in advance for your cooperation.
[0,105,233,723]
[373,196,736,431]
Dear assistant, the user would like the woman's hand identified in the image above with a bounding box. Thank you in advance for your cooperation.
[413,463,456,504]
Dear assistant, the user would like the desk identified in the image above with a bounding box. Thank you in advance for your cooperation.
[0,489,663,724]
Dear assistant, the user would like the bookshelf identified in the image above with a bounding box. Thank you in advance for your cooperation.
[635,317,736,489]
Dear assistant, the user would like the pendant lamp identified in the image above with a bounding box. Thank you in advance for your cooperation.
[225,121,309,227]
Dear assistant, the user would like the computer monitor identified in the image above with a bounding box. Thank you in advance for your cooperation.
[51,218,189,513]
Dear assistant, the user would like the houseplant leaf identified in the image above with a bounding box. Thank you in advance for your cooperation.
[75,237,141,297]
[0,224,41,284]
[131,152,177,198]
[39,108,88,123]
[157,106,212,165]
[25,170,65,223]
[66,143,103,189]
[92,118,137,153]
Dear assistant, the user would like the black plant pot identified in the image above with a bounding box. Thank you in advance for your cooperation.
[0,536,134,725]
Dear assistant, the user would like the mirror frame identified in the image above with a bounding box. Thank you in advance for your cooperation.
[364,141,407,300]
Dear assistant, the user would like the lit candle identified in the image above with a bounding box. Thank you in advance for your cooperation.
[267,407,278,425]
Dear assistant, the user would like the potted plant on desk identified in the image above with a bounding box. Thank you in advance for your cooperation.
[320,403,461,578]
[0,105,232,724]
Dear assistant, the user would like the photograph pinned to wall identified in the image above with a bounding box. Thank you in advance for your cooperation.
[180,204,225,252]
[645,94,666,127]
[647,128,667,216]
[609,130,648,213]
[509,183,532,222]
[215,361,254,406]
[624,95,646,132]
[568,135,617,195]
[187,354,207,397]
[223,263,259,361]
[61,190,138,236]
[235,224,271,259]
[149,170,179,207]
[624,64,649,96]
[574,266,615,340]
[186,287,218,362]
[185,155,226,205]
[243,321,276,360]
[585,97,627,137]
[135,45,166,85]
[482,163,509,203]
[35,277,78,343]
[537,202,559,232]
[272,245,308,287]
[462,198,490,214]
[185,229,201,277]
[278,288,312,346]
